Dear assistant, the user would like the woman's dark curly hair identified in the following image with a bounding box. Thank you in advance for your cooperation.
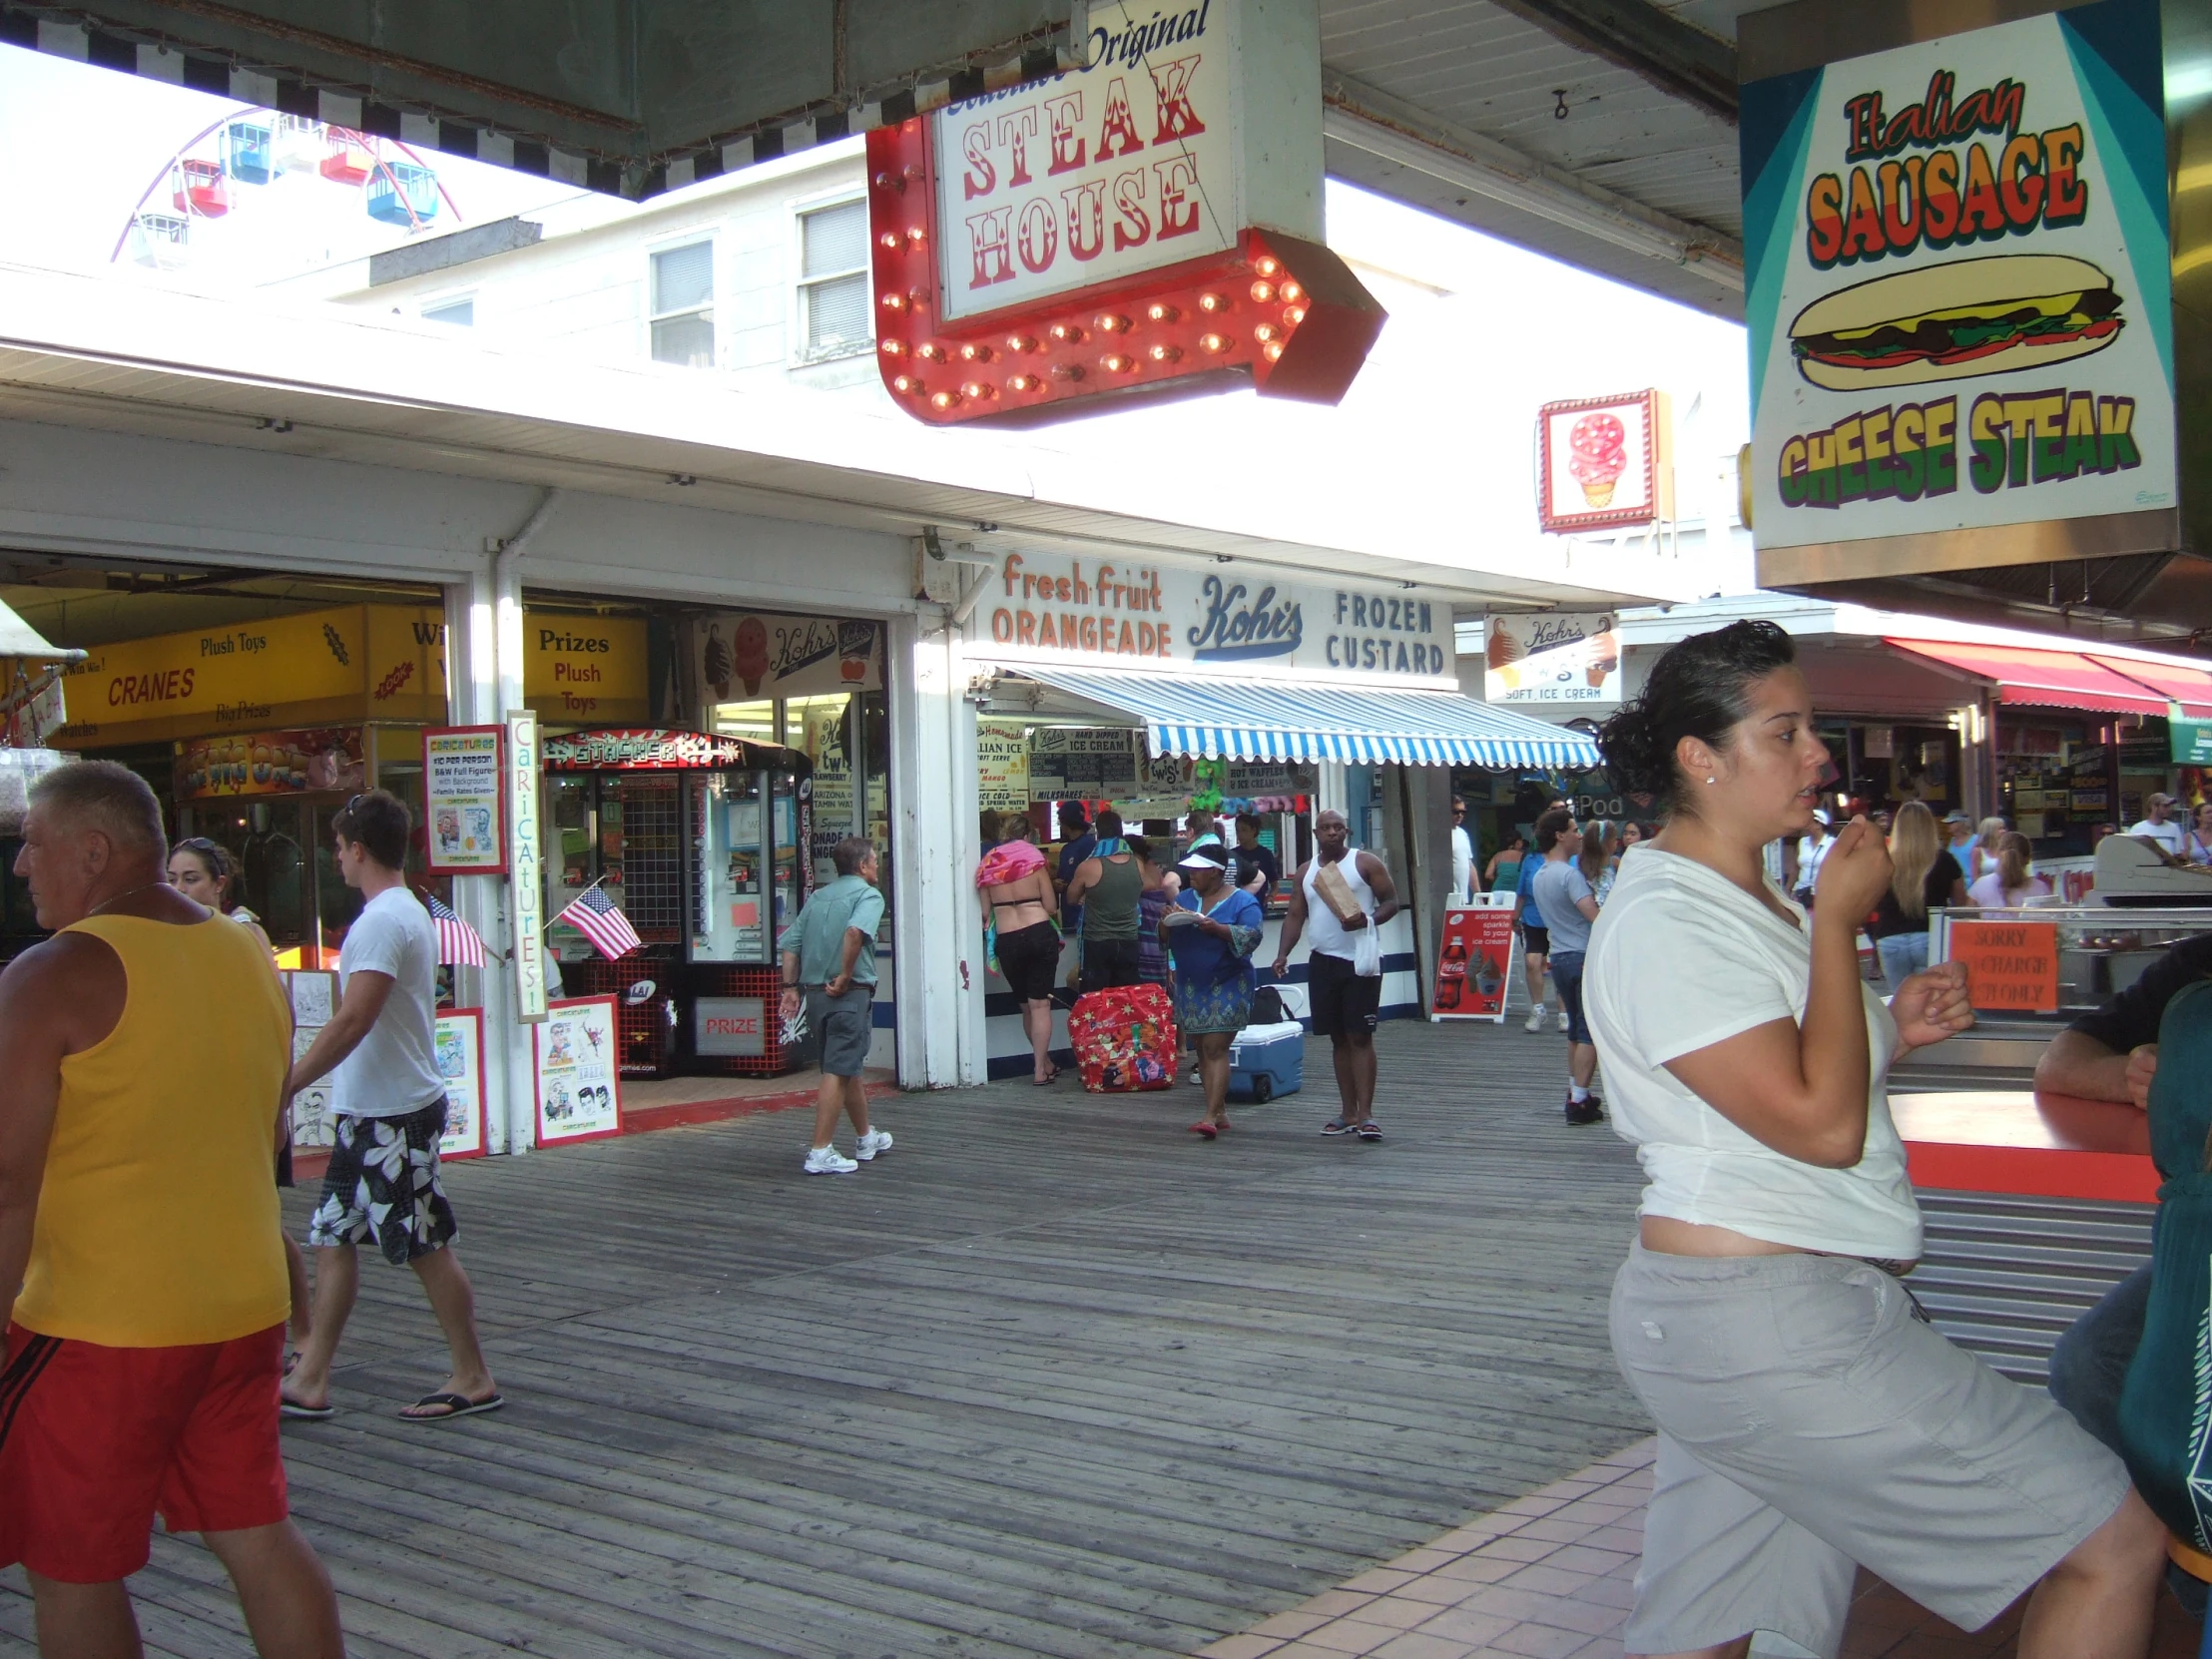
[1596,620,1797,816]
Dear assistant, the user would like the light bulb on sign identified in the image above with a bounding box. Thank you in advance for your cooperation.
[916,342,946,361]
[1006,333,1039,353]
[1282,305,1307,327]
[881,292,906,312]
[892,374,922,395]
[960,342,993,362]
[879,338,905,356]
[877,232,901,252]
[1007,373,1041,393]
[1198,291,1228,313]
[1149,343,1182,363]
[1096,312,1132,333]
[961,380,995,401]
[1147,302,1180,323]
[1250,280,1276,303]
[1263,340,1285,361]
[928,388,960,410]
[1255,256,1282,277]
[1280,280,1304,304]
[1049,322,1087,344]
[1198,332,1231,353]
[1099,352,1135,373]
[1252,322,1278,343]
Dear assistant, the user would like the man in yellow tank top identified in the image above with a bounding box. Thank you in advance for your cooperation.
[0,762,343,1657]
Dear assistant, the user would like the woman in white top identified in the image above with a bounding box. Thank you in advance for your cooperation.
[2186,801,2212,867]
[1965,830,2052,910]
[1969,814,2008,882]
[1583,621,2159,1659]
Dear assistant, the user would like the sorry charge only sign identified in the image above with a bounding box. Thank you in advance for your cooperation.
[1947,918,2060,1013]
[1739,0,2173,552]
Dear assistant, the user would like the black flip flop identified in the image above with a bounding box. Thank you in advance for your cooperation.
[279,1393,334,1421]
[397,1389,504,1423]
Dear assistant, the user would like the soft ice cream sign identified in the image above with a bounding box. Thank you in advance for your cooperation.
[1485,614,1621,707]
[1740,0,2173,554]
[1536,392,1674,532]
[696,614,881,703]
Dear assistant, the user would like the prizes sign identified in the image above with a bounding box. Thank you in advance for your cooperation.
[1741,0,2173,555]
[865,0,1384,425]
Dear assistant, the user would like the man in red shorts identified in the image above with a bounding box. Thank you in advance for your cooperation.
[0,761,343,1658]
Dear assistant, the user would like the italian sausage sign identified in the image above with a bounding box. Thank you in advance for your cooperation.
[1740,0,2173,550]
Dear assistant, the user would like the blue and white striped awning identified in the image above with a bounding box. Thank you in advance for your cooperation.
[1015,667,1601,770]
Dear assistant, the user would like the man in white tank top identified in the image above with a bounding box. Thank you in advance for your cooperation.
[1274,810,1399,1141]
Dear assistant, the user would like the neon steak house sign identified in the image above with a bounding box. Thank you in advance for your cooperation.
[865,0,1384,425]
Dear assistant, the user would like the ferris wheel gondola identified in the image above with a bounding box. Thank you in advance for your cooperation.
[112,109,462,270]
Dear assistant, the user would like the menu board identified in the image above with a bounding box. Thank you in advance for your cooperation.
[434,1008,488,1160]
[533,996,624,1145]
[977,721,1032,812]
[423,726,507,874]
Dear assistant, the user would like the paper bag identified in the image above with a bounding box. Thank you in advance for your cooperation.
[1312,860,1365,928]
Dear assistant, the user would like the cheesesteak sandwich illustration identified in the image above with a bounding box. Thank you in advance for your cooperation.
[1789,254,2124,390]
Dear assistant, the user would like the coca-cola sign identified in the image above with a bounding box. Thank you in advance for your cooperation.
[866,0,1384,426]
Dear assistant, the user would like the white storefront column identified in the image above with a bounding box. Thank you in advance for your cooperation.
[444,572,518,1155]
[891,613,985,1088]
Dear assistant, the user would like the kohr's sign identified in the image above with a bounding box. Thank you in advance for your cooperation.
[865,0,1386,425]
[979,552,1451,681]
[1740,0,2173,552]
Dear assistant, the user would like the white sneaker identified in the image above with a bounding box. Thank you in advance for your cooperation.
[854,1128,893,1161]
[803,1145,858,1175]
[1523,1008,1546,1033]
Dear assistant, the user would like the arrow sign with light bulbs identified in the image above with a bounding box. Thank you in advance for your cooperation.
[865,0,1385,426]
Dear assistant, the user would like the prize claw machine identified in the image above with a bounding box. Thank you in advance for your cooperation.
[540,729,816,1077]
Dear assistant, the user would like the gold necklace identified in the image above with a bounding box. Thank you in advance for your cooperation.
[86,879,171,917]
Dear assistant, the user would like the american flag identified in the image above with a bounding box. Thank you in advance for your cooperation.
[558,883,642,960]
[425,892,487,968]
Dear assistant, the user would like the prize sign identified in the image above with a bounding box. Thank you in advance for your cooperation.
[1741,0,2174,553]
[865,0,1385,424]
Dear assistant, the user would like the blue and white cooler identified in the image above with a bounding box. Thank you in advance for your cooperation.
[1227,1021,1306,1102]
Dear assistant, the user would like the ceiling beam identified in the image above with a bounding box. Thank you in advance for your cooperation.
[1482,0,1739,126]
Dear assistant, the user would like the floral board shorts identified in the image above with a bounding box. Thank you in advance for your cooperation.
[308,1100,460,1266]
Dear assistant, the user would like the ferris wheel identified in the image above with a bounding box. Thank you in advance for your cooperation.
[111,108,462,271]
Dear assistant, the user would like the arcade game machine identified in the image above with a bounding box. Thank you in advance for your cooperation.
[541,728,816,1078]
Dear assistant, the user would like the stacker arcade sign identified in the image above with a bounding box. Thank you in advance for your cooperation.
[865,0,1385,425]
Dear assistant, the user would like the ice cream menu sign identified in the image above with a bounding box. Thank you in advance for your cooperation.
[1484,614,1621,707]
[1740,0,2173,553]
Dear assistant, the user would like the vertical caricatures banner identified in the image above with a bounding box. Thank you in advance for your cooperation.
[1741,0,2172,549]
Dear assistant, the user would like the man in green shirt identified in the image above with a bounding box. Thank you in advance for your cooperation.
[777,837,891,1175]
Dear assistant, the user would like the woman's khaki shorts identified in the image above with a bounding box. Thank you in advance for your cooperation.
[1610,1244,2134,1658]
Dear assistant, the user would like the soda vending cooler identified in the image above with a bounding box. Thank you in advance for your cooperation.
[540,729,816,1077]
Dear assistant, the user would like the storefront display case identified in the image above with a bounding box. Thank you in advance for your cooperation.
[541,728,815,1078]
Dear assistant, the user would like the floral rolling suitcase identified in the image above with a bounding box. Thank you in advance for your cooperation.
[1067,983,1180,1093]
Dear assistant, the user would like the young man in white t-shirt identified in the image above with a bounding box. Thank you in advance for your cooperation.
[281,791,500,1424]
[2127,793,2186,856]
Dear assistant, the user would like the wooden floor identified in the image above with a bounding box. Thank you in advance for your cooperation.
[0,1022,1663,1658]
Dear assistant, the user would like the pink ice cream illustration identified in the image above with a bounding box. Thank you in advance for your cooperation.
[1567,412,1628,507]
[734,616,770,697]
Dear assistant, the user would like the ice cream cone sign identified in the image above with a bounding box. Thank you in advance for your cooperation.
[1537,390,1672,533]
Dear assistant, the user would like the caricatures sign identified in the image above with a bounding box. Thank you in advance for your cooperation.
[283,969,338,1150]
[1430,895,1519,1023]
[1484,614,1621,707]
[533,996,624,1145]
[1741,0,2174,556]
[434,1008,488,1160]
[422,726,506,875]
[1536,392,1674,532]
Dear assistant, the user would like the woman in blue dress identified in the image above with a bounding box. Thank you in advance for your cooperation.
[1163,844,1265,1139]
